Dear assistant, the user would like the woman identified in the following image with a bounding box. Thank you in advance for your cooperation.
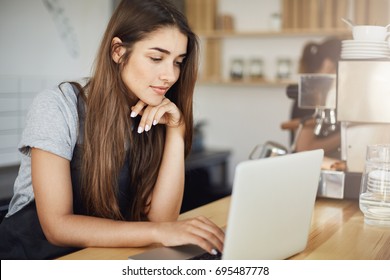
[291,37,342,158]
[0,0,224,259]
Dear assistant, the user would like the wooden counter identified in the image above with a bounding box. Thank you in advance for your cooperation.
[58,196,390,260]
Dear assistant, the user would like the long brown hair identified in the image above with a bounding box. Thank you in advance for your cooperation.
[72,0,199,221]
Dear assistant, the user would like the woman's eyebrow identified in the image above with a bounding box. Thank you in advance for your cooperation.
[149,47,186,57]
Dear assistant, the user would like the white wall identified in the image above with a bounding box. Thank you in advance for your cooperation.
[194,84,292,175]
[0,0,111,167]
[0,0,111,78]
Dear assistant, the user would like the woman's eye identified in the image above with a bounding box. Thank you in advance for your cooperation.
[175,60,184,67]
[150,57,162,62]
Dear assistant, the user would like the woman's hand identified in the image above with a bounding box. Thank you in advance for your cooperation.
[156,216,225,255]
[131,98,183,134]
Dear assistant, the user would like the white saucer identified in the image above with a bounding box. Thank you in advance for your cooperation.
[342,51,390,56]
[341,55,390,59]
[342,46,390,51]
[342,40,389,46]
[342,48,390,52]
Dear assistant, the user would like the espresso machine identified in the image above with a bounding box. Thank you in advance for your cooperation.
[287,60,390,199]
[336,60,390,198]
[293,73,349,199]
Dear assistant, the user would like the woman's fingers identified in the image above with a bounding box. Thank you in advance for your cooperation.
[188,217,224,253]
[130,100,151,133]
[196,216,225,244]
[159,217,225,255]
[189,226,224,253]
[137,105,159,133]
[131,98,182,134]
[130,100,147,118]
[153,101,182,128]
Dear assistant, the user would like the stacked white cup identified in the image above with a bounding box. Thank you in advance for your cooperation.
[341,24,390,59]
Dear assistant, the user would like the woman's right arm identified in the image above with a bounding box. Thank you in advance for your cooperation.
[31,148,223,254]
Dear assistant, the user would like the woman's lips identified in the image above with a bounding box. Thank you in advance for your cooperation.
[151,86,168,95]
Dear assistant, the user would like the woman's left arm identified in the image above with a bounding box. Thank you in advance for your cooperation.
[131,98,186,221]
[148,124,185,221]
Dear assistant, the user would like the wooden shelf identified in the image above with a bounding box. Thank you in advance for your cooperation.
[197,28,351,39]
[197,28,351,84]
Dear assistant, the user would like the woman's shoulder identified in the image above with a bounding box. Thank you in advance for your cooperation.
[33,82,79,109]
[28,81,87,125]
[20,81,85,160]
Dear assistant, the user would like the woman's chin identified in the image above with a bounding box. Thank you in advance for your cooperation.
[146,97,165,106]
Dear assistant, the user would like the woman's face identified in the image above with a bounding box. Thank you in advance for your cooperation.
[117,26,188,106]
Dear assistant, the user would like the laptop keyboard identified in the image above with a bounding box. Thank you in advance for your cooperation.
[189,251,222,260]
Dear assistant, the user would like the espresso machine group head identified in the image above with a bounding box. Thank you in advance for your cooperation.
[285,74,338,154]
[298,74,338,137]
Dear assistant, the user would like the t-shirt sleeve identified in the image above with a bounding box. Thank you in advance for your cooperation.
[19,86,78,161]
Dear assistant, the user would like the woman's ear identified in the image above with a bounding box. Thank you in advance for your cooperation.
[111,37,124,63]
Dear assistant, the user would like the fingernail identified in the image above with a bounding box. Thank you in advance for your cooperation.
[211,249,218,255]
[145,125,150,132]
[137,126,143,134]
[153,120,158,126]
[130,111,137,118]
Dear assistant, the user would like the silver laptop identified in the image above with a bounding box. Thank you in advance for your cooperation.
[129,149,324,260]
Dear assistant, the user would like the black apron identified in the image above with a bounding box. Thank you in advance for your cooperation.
[0,91,134,260]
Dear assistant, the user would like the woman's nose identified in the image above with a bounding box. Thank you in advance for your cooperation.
[159,62,178,83]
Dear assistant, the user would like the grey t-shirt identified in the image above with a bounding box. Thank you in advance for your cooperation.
[6,82,79,217]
